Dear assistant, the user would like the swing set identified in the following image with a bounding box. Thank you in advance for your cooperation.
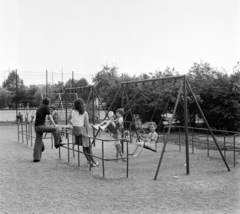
[62,75,230,180]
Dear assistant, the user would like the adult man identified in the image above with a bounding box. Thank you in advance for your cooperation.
[33,97,64,162]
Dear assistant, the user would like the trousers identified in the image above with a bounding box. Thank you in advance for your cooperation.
[33,125,62,161]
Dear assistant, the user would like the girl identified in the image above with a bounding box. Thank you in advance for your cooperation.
[68,98,98,167]
[110,108,126,162]
[131,122,158,158]
[92,111,115,131]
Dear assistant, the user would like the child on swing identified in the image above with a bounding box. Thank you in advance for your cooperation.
[131,122,158,157]
[92,110,115,131]
[93,108,126,162]
[92,110,122,136]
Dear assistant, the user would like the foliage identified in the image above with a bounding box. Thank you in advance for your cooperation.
[1,61,240,131]
[187,62,240,131]
[0,88,12,108]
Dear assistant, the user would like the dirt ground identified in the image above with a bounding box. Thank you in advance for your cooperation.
[1,125,240,214]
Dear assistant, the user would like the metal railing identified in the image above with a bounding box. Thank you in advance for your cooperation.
[17,122,130,178]
[163,125,240,166]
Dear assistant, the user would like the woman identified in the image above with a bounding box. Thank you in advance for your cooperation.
[68,98,98,167]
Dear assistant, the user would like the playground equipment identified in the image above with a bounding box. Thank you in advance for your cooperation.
[120,75,231,180]
[62,75,231,180]
[15,75,236,180]
[41,93,78,123]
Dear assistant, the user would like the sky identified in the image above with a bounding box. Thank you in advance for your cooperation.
[0,0,239,86]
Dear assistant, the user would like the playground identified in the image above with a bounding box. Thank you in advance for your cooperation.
[1,75,240,213]
[1,124,240,214]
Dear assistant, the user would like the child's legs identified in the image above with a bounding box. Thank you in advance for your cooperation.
[86,145,96,163]
[114,141,123,158]
[82,146,91,162]
[133,141,144,156]
[102,120,112,127]
[99,120,107,126]
[131,141,144,154]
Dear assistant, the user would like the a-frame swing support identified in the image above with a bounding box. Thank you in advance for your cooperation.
[153,76,230,181]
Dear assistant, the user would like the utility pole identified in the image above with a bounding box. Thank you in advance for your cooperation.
[46,70,48,95]
[16,69,18,116]
[61,67,63,84]
[72,71,74,88]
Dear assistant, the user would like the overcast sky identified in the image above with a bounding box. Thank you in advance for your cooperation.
[0,0,239,86]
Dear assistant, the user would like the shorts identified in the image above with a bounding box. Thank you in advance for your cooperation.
[114,140,121,146]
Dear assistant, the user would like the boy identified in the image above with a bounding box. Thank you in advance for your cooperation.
[131,122,158,157]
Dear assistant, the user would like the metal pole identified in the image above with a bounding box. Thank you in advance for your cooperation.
[92,86,95,128]
[62,67,63,83]
[184,76,190,174]
[154,80,183,180]
[186,80,230,171]
[72,71,74,88]
[46,70,48,97]
[16,69,18,115]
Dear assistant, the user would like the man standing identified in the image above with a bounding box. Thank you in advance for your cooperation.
[33,97,64,162]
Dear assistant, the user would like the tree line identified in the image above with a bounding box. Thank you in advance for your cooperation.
[1,61,240,131]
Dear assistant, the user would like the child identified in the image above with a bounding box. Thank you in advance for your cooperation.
[49,105,59,124]
[68,98,98,167]
[131,122,158,158]
[108,108,126,162]
[92,111,115,131]
[16,112,23,122]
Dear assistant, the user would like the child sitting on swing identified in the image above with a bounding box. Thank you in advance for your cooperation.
[131,121,158,157]
[92,110,118,133]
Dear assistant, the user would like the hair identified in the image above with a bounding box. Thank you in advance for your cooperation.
[148,121,157,128]
[42,97,51,105]
[116,108,124,116]
[108,111,114,118]
[73,98,85,115]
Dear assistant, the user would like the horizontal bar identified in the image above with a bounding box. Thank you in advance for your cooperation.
[65,85,94,90]
[121,75,186,85]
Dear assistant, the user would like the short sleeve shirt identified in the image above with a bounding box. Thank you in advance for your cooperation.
[34,105,50,126]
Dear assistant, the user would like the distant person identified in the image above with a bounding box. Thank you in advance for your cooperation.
[33,98,64,162]
[16,112,23,123]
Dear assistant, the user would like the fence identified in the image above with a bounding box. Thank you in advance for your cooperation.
[163,125,240,167]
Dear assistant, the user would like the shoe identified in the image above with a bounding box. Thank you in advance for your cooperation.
[92,125,99,130]
[91,162,99,167]
[33,160,40,162]
[55,143,64,149]
[42,144,45,152]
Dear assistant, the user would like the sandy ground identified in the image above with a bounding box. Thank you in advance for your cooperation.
[1,125,240,214]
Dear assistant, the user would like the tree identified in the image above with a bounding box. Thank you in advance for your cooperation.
[2,70,25,93]
[0,88,12,108]
[2,70,28,107]
[186,62,240,130]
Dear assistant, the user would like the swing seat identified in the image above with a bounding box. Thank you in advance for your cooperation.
[106,123,118,135]
[143,145,156,152]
